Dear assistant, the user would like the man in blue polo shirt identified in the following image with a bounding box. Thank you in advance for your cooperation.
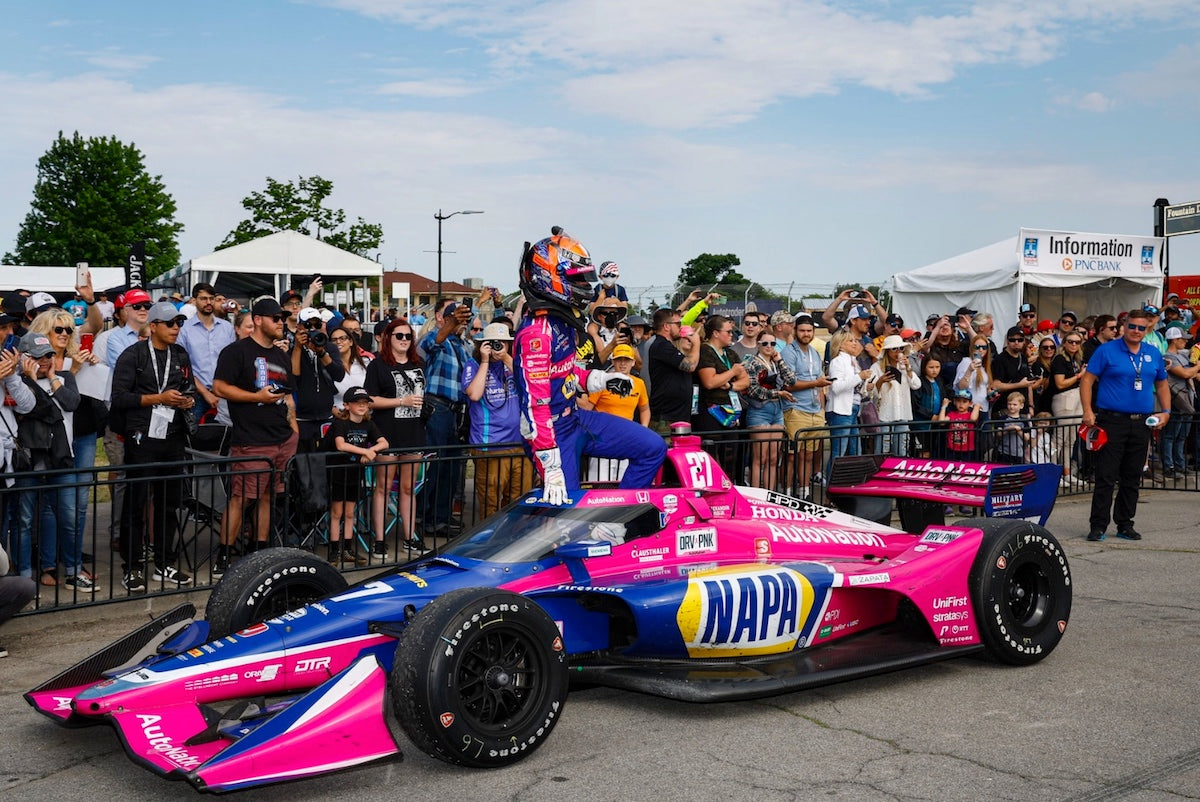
[1079,307,1170,542]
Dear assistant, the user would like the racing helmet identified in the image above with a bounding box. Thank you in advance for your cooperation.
[1078,424,1108,451]
[599,260,620,287]
[520,227,596,316]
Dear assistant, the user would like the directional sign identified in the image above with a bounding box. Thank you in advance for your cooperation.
[1165,201,1200,237]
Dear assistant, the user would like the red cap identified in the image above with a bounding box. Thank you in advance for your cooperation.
[1036,319,1056,332]
[1078,424,1108,452]
[115,288,152,309]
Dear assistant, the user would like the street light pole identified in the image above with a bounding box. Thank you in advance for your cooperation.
[435,209,484,303]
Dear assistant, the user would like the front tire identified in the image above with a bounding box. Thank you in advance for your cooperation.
[968,519,1072,665]
[205,547,348,639]
[390,588,568,767]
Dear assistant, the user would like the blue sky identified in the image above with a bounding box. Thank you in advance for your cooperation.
[2,0,1199,298]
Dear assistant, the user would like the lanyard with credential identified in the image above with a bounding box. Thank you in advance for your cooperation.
[148,340,172,393]
[1127,348,1144,391]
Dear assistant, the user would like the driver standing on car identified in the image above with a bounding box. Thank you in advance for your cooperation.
[513,228,667,503]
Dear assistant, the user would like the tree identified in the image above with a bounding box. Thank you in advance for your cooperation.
[218,175,383,256]
[5,131,183,277]
[676,253,748,288]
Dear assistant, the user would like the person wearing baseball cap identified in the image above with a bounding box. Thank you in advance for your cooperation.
[324,385,386,566]
[1079,306,1170,541]
[463,322,530,518]
[109,297,196,591]
[211,293,299,574]
[105,288,153,370]
[586,342,649,427]
[1160,326,1198,480]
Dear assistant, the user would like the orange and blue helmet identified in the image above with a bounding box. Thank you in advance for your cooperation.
[520,227,596,315]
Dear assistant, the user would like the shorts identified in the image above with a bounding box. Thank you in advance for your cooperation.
[745,401,785,428]
[784,409,828,452]
[230,431,299,499]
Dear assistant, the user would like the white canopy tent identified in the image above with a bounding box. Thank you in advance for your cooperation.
[0,266,125,294]
[891,229,1165,335]
[160,230,383,314]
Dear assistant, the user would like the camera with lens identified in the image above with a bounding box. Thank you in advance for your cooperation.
[593,306,627,330]
[486,339,505,352]
[308,330,328,348]
[757,369,778,390]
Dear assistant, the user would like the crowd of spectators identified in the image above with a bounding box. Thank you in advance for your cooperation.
[2,263,1193,632]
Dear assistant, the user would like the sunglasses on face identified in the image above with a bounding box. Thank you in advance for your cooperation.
[53,326,74,336]
[1040,344,1056,350]
[1060,318,1075,325]
[1065,339,1082,345]
[154,317,186,328]
[393,332,413,340]
[470,327,484,333]
[972,345,988,351]
[744,321,760,327]
[129,303,153,311]
[1126,323,1148,331]
[1020,313,1036,318]
[1105,324,1118,330]
[758,340,776,347]
[1007,337,1026,343]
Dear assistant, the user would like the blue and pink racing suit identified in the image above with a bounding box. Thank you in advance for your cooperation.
[513,311,666,490]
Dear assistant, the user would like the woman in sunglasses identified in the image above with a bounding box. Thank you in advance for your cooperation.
[363,317,426,555]
[1031,337,1056,414]
[329,324,373,415]
[953,335,994,414]
[742,329,798,490]
[868,335,920,456]
[27,308,103,577]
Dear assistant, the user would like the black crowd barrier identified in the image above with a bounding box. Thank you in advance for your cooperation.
[10,412,1194,616]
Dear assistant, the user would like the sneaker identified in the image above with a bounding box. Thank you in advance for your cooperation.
[64,574,97,593]
[812,472,827,487]
[123,569,147,593]
[212,547,230,578]
[1163,467,1176,478]
[153,565,193,586]
[342,548,368,567]
[1086,530,1106,542]
[0,644,8,659]
[1116,528,1143,541]
[372,540,388,557]
[403,537,430,554]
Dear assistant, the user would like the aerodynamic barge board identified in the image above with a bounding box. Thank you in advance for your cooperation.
[571,624,982,702]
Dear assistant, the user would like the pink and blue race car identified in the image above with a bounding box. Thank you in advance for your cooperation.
[27,432,1071,792]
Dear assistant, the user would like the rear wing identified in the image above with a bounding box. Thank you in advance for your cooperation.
[826,455,1061,533]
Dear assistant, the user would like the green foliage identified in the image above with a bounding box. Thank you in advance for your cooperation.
[5,131,183,277]
[677,253,748,287]
[219,175,383,256]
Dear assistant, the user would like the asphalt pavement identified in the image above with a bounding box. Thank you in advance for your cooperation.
[3,489,1199,801]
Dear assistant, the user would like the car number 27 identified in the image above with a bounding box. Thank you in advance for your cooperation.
[685,452,713,488]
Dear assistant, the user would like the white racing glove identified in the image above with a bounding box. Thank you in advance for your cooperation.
[536,448,569,505]
[587,370,633,397]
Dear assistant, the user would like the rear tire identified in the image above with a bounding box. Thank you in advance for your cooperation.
[968,519,1071,665]
[205,547,347,639]
[390,587,568,767]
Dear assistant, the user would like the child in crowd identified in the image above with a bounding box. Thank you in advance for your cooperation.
[324,386,387,567]
[910,356,942,457]
[991,391,1031,464]
[936,388,980,459]
[1029,411,1057,465]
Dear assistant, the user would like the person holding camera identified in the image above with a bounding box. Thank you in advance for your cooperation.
[742,328,797,490]
[463,323,530,518]
[586,296,632,369]
[867,335,920,456]
[177,282,234,422]
[821,289,886,337]
[291,307,345,452]
[110,302,197,592]
[212,298,299,575]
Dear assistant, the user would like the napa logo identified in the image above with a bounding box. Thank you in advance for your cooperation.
[676,565,814,657]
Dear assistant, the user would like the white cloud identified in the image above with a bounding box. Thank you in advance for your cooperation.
[1075,92,1113,112]
[80,48,160,73]
[377,78,481,98]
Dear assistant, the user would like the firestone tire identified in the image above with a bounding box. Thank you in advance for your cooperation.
[205,547,348,639]
[968,519,1072,666]
[390,587,568,767]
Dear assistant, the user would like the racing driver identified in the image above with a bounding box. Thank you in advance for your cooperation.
[514,227,667,504]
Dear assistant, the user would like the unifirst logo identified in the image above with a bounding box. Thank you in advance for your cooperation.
[676,566,813,657]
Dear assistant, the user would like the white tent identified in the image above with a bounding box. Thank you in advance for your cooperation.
[0,266,125,294]
[160,230,383,312]
[891,229,1165,335]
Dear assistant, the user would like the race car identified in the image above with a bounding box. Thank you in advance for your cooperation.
[27,431,1072,792]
